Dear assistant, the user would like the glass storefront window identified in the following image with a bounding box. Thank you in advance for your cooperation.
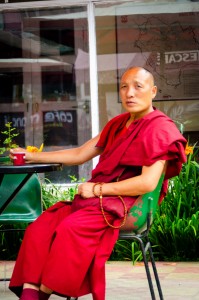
[95,0,199,144]
[0,4,92,183]
[0,0,198,184]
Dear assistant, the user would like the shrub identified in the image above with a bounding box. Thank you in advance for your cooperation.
[41,175,81,210]
[111,146,199,263]
[149,147,199,261]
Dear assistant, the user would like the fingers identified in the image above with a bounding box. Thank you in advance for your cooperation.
[9,148,25,160]
[10,147,25,152]
[77,182,95,199]
[9,148,33,164]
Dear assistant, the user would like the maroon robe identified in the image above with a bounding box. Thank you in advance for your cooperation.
[9,108,187,299]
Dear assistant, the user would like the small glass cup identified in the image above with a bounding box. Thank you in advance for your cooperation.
[13,152,26,166]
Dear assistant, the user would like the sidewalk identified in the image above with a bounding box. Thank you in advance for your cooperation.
[1,261,199,299]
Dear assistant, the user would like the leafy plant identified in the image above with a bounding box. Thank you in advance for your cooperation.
[0,224,27,260]
[110,239,145,264]
[41,175,84,210]
[0,122,19,155]
[111,145,199,263]
[149,146,199,261]
[110,239,134,261]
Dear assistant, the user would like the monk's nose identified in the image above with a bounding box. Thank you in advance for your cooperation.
[126,86,135,98]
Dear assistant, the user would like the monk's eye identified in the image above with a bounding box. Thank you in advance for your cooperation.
[120,84,127,89]
[136,83,142,88]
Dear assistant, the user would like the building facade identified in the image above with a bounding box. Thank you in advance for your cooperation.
[0,0,198,182]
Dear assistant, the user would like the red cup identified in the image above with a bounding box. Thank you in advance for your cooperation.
[13,152,25,166]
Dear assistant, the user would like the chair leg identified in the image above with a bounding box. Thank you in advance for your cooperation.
[147,237,164,300]
[132,235,164,300]
[134,236,156,300]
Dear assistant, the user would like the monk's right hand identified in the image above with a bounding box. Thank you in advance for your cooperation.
[10,148,33,164]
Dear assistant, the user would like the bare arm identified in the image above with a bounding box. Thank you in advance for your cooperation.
[78,160,167,198]
[10,134,102,165]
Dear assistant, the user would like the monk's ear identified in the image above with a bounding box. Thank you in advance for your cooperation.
[152,85,157,99]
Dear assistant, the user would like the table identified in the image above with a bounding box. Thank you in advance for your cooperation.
[0,162,63,214]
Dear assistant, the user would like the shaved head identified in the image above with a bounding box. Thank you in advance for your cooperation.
[121,67,155,86]
[119,66,157,120]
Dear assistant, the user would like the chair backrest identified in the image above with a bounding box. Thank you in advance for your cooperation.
[120,174,164,234]
[0,173,42,223]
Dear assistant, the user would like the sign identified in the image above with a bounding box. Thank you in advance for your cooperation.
[43,110,77,146]
[157,50,199,65]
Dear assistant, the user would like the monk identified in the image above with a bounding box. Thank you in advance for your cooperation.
[9,67,187,300]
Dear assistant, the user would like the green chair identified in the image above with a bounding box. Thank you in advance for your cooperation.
[0,173,42,281]
[119,174,165,300]
[67,175,165,300]
[0,173,42,224]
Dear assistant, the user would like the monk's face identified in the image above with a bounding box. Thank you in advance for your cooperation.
[119,67,157,120]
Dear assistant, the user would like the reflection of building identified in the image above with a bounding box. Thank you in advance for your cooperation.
[0,0,199,182]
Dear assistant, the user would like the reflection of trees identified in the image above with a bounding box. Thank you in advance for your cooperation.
[165,101,199,131]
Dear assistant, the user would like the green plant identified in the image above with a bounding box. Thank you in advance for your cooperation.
[0,122,19,155]
[149,146,199,261]
[110,239,145,264]
[0,224,26,260]
[41,175,84,210]
[110,239,133,261]
[111,145,199,263]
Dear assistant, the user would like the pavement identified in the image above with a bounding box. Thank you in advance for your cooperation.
[0,260,199,300]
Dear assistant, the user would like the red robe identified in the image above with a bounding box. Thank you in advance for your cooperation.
[9,109,187,299]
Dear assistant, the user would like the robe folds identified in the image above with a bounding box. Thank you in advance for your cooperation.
[9,108,187,300]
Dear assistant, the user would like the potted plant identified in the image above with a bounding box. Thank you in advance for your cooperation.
[0,122,19,162]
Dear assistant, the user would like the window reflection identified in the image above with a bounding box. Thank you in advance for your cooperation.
[95,1,199,145]
[0,5,92,183]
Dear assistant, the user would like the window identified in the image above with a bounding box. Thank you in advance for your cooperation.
[95,0,199,144]
[0,4,92,183]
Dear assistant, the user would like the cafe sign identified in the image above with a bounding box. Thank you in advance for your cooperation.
[157,50,199,65]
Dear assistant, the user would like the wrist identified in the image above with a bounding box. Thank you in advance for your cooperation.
[26,151,38,162]
[92,182,104,197]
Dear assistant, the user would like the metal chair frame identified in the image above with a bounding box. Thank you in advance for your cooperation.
[66,176,165,300]
[119,212,164,300]
[66,211,164,300]
[66,173,164,300]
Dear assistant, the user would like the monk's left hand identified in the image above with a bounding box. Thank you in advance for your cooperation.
[78,182,95,199]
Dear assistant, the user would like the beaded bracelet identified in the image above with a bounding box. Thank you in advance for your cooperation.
[92,182,104,197]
